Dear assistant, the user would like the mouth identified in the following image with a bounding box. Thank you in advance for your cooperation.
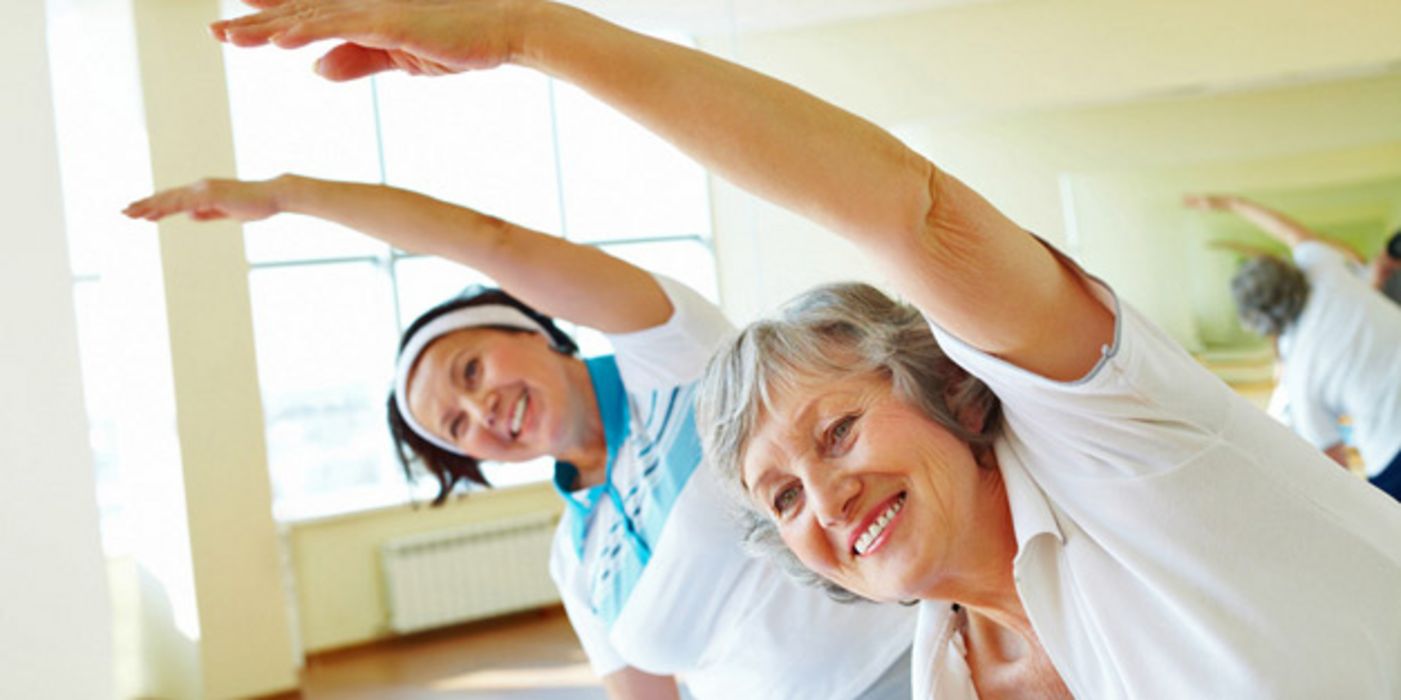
[852,492,906,557]
[509,390,528,440]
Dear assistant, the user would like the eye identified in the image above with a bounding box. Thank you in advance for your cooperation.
[773,482,802,516]
[464,358,481,387]
[825,414,859,453]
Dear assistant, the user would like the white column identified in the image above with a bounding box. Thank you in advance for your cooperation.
[130,0,298,696]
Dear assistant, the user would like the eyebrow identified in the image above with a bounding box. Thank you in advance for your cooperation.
[741,393,826,497]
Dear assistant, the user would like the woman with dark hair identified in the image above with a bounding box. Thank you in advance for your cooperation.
[124,174,915,699]
[384,284,582,502]
[1187,194,1401,498]
[204,3,1401,697]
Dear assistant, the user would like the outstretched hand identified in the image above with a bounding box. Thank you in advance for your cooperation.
[209,0,537,82]
[1182,193,1236,211]
[123,178,283,223]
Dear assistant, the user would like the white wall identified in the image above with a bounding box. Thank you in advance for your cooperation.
[0,1,114,698]
[702,0,1401,342]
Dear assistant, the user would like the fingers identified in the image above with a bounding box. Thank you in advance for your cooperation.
[217,3,381,51]
[210,4,291,45]
[1182,194,1223,210]
[314,42,397,81]
[123,189,189,221]
[211,2,320,47]
[122,181,225,222]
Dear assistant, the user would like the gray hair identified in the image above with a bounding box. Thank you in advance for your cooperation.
[695,282,1000,602]
[1231,255,1310,337]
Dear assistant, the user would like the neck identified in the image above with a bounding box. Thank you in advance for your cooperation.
[925,465,1036,637]
[554,356,609,489]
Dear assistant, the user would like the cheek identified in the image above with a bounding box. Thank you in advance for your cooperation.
[779,517,840,576]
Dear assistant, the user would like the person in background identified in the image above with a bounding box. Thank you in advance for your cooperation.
[1186,193,1401,500]
[124,174,915,699]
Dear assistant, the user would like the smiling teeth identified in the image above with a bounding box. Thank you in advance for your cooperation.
[509,394,527,438]
[854,495,905,556]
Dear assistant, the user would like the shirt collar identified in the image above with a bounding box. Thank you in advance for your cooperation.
[995,436,1065,564]
[551,356,631,554]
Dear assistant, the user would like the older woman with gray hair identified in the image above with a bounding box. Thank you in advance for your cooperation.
[211,1,1401,697]
[1188,194,1401,501]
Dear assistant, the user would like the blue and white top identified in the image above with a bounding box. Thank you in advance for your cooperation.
[548,276,915,699]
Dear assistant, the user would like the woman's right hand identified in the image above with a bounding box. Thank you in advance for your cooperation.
[209,0,544,82]
[1182,193,1236,211]
[123,177,284,223]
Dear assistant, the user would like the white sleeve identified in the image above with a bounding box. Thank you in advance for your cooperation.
[605,274,735,393]
[1292,240,1347,277]
[548,529,628,676]
[930,273,1237,480]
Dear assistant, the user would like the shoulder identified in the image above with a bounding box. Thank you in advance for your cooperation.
[607,274,734,392]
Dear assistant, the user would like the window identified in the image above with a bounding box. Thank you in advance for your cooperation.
[220,26,718,519]
[47,0,180,556]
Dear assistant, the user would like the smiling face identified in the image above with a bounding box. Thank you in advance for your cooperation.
[405,328,594,464]
[741,370,1003,603]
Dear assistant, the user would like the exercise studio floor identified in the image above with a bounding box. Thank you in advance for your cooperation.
[300,607,607,699]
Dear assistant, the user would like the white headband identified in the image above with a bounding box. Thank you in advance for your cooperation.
[393,304,550,455]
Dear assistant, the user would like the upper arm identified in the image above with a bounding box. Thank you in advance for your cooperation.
[486,221,675,334]
[601,667,680,700]
[871,166,1114,382]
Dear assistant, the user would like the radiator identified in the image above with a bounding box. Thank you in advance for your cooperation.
[381,511,561,634]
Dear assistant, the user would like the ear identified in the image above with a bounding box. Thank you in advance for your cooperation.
[942,373,988,436]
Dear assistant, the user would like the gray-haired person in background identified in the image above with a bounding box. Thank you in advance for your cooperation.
[1187,194,1401,501]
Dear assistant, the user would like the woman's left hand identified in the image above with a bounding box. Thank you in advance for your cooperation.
[123,177,283,222]
[209,0,542,82]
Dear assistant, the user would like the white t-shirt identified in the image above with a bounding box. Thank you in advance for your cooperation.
[913,270,1401,699]
[1279,241,1401,474]
[548,275,915,700]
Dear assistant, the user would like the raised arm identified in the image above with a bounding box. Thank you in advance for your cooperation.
[212,0,1112,381]
[1207,239,1281,259]
[1185,194,1368,264]
[123,175,671,333]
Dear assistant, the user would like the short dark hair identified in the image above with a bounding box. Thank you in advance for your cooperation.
[386,286,577,506]
[1386,230,1401,261]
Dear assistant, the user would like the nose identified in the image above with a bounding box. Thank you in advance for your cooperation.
[807,467,860,528]
[459,390,500,430]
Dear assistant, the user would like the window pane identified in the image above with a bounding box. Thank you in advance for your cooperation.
[47,0,151,279]
[393,256,497,329]
[601,239,719,301]
[248,263,400,513]
[553,81,711,242]
[71,280,127,551]
[376,69,564,235]
[220,0,385,264]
